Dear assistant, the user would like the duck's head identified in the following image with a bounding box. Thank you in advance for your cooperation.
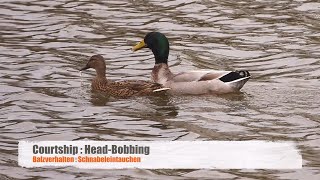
[132,32,169,64]
[80,55,106,76]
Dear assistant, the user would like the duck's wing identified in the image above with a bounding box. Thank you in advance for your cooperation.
[116,80,161,90]
[171,70,249,82]
[110,80,169,96]
[170,70,251,92]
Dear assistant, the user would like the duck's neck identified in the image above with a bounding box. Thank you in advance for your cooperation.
[95,69,108,83]
[92,71,108,91]
[151,63,173,85]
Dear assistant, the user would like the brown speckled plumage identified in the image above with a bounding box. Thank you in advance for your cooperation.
[80,55,168,98]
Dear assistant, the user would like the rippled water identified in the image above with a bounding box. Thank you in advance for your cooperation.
[1,0,320,179]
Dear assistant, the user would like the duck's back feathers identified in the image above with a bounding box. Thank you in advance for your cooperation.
[171,70,229,82]
[171,70,250,83]
[92,79,168,97]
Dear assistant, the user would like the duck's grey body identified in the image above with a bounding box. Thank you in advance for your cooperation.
[152,63,250,95]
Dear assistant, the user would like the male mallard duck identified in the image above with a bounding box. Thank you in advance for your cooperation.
[132,32,251,95]
[80,55,169,97]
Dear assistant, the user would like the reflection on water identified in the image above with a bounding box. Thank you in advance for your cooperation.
[1,0,320,179]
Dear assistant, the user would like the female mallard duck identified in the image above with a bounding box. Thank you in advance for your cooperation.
[132,32,251,95]
[80,55,169,97]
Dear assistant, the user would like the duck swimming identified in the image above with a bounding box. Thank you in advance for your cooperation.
[132,32,251,95]
[80,55,169,98]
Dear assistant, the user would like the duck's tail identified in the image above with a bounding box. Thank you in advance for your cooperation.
[220,71,251,90]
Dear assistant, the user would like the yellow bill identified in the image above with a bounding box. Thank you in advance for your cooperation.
[132,40,146,51]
